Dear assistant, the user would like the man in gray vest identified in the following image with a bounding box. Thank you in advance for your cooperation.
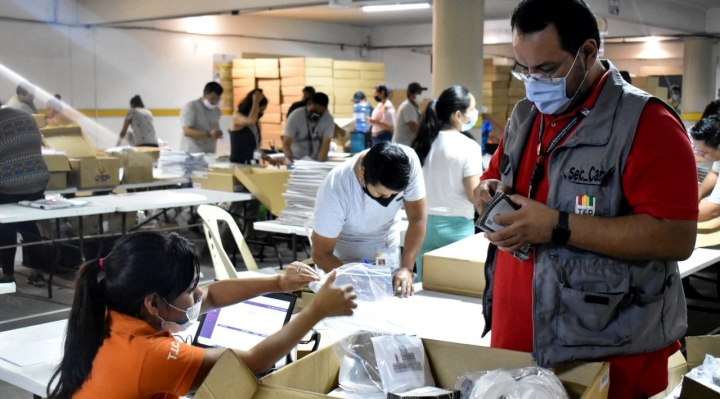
[473,1,698,398]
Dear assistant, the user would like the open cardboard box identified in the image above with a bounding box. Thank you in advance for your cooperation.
[422,233,489,298]
[104,148,157,184]
[43,153,71,190]
[41,127,119,189]
[232,166,289,216]
[258,338,609,399]
[678,335,720,398]
[192,168,242,192]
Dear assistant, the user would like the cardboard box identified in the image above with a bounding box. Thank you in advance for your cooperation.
[281,86,305,97]
[265,104,281,114]
[282,68,332,78]
[264,93,281,105]
[262,113,282,124]
[360,61,385,71]
[483,81,509,90]
[334,88,360,102]
[195,351,329,399]
[115,150,156,184]
[232,68,255,78]
[32,114,46,128]
[46,173,67,190]
[306,77,334,87]
[234,86,255,102]
[678,335,720,398]
[483,65,513,74]
[233,59,255,69]
[192,169,242,192]
[484,58,495,66]
[482,97,510,106]
[333,79,360,88]
[333,70,360,79]
[279,57,333,69]
[44,153,71,190]
[233,166,290,216]
[333,60,361,70]
[482,88,509,98]
[256,69,279,79]
[257,79,281,89]
[314,87,334,97]
[360,70,385,80]
[484,104,509,115]
[281,77,307,87]
[258,86,281,97]
[334,104,353,116]
[261,338,610,399]
[422,233,488,298]
[281,103,291,115]
[484,73,511,82]
[233,78,255,88]
[283,95,303,104]
[508,87,526,97]
[509,79,524,88]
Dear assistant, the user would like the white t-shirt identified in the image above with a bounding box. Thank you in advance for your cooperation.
[707,161,720,204]
[393,99,420,146]
[313,145,425,263]
[371,101,396,135]
[423,130,483,219]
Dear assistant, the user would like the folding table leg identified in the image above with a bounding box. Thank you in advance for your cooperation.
[78,216,86,263]
[48,219,61,299]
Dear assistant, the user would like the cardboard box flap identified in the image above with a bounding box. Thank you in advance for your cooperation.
[41,127,97,158]
[686,335,720,370]
[195,350,259,399]
[680,375,720,398]
[233,167,290,216]
[262,342,340,393]
[43,154,71,172]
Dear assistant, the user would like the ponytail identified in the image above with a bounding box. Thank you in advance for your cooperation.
[48,259,107,399]
[413,100,441,166]
[412,85,473,166]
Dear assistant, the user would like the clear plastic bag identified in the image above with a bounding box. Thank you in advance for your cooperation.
[309,263,394,302]
[333,332,434,395]
[684,354,720,388]
[455,367,569,399]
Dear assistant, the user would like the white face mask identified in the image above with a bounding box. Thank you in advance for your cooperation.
[461,109,479,131]
[517,51,588,115]
[671,94,680,101]
[157,297,202,333]
[203,99,218,109]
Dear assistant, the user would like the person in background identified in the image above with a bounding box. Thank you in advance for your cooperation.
[180,82,223,154]
[286,86,316,117]
[393,82,426,146]
[283,92,334,162]
[668,84,682,113]
[45,95,76,127]
[691,116,720,222]
[230,89,268,164]
[117,95,158,147]
[352,91,373,133]
[367,84,396,145]
[411,86,483,280]
[312,142,426,297]
[0,108,50,286]
[47,232,356,399]
[7,82,38,115]
[476,1,696,398]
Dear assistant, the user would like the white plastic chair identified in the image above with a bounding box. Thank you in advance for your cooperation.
[197,205,258,280]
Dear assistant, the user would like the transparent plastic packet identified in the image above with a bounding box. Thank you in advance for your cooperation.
[309,263,394,302]
[332,332,434,395]
[475,192,532,261]
[455,367,569,399]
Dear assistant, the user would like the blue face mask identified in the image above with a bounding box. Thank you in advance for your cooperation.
[461,109,479,131]
[521,51,588,115]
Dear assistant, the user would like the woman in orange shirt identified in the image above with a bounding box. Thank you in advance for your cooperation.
[47,231,356,399]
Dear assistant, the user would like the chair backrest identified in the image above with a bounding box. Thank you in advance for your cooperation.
[197,205,258,280]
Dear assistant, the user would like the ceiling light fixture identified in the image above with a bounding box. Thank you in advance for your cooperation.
[361,3,431,12]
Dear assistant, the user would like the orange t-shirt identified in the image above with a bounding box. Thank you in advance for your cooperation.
[73,310,205,399]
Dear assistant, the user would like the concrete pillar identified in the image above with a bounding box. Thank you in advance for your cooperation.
[682,38,717,121]
[432,0,485,105]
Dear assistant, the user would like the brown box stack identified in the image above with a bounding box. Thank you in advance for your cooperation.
[280,58,334,120]
[232,59,256,110]
[333,61,385,116]
[481,59,513,121]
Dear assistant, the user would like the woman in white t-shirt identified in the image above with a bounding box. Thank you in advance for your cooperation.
[411,85,483,280]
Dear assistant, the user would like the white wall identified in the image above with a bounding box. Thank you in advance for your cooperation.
[0,14,371,150]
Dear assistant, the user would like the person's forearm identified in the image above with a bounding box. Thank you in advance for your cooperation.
[203,276,281,312]
[314,252,343,273]
[235,305,323,373]
[567,213,695,261]
[401,218,426,271]
[699,202,720,222]
[699,173,717,200]
[184,127,210,139]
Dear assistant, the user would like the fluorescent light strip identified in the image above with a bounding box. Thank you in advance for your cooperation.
[362,3,431,12]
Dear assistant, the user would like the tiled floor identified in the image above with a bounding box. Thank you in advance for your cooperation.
[1,231,718,399]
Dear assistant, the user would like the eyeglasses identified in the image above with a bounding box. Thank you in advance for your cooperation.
[511,51,580,84]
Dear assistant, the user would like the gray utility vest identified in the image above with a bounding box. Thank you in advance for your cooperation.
[482,61,688,367]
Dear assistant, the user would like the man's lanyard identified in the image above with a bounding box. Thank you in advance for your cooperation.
[528,108,590,199]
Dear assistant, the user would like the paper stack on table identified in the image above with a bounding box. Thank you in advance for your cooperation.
[278,159,339,226]
[157,151,208,177]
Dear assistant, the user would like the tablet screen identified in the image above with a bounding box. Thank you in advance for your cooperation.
[194,294,294,350]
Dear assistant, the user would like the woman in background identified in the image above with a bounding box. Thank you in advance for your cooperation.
[411,85,483,281]
[117,95,158,147]
[230,89,268,164]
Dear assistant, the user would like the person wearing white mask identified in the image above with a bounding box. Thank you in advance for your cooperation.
[473,1,697,398]
[48,232,356,399]
[668,85,681,113]
[180,82,225,154]
[411,85,483,280]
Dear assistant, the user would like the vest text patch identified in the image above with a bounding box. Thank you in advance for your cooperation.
[565,166,610,184]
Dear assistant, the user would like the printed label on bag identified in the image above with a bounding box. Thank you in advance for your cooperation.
[391,345,423,373]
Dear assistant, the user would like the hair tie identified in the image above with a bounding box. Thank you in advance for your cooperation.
[99,258,105,270]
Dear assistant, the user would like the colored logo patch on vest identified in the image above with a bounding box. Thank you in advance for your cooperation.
[575,195,596,215]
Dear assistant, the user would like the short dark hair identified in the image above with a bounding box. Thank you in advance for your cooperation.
[17,82,34,96]
[691,115,720,150]
[303,86,316,96]
[130,95,144,108]
[510,0,601,55]
[203,81,224,96]
[237,89,268,116]
[311,92,329,108]
[362,142,411,191]
[375,84,389,96]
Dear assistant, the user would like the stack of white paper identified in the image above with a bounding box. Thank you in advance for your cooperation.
[278,160,339,226]
[157,151,208,177]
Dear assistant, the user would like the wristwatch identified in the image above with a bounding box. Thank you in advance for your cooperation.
[552,211,571,245]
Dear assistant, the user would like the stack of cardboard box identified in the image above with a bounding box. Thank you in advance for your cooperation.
[482,58,513,122]
[279,57,335,119]
[632,76,666,99]
[232,59,256,110]
[256,77,283,149]
[213,60,234,112]
[333,61,385,118]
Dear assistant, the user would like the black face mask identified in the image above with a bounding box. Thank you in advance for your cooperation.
[362,184,398,207]
[374,96,382,103]
[308,111,321,122]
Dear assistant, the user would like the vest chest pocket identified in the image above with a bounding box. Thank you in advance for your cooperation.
[560,166,614,217]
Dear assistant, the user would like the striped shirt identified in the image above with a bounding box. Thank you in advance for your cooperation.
[0,108,49,195]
